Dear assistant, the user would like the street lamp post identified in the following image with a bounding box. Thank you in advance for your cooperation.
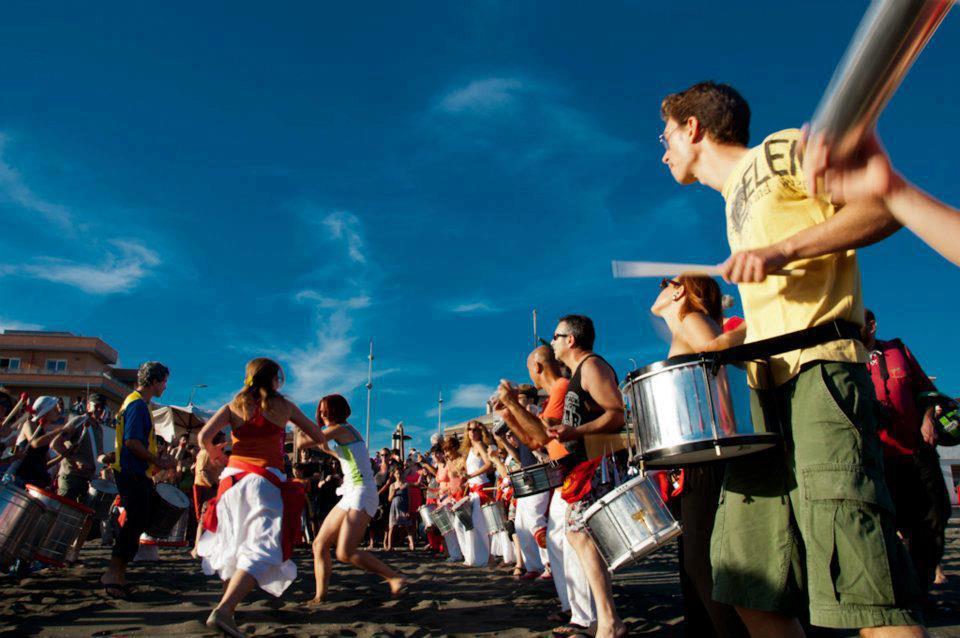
[188,384,207,406]
[365,339,374,445]
[437,388,443,437]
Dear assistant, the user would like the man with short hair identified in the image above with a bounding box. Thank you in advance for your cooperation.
[55,393,107,501]
[862,309,952,597]
[549,315,625,638]
[100,361,176,598]
[499,344,594,630]
[659,81,922,637]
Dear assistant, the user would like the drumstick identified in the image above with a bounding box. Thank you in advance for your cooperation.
[1,394,27,429]
[611,260,806,279]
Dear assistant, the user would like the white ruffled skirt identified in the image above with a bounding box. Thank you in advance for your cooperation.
[197,467,295,597]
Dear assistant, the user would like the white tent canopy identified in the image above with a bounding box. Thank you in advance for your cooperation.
[152,403,214,444]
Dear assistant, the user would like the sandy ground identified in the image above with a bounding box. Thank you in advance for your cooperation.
[1,519,957,637]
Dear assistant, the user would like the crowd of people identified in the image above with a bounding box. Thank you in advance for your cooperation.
[3,75,960,638]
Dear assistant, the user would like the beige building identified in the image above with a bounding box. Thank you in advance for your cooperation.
[0,330,137,412]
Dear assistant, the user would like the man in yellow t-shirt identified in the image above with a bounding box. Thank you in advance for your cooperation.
[658,81,922,637]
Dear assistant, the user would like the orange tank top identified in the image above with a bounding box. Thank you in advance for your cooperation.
[229,410,286,470]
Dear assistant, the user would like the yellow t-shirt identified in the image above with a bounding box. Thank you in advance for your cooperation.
[722,128,867,387]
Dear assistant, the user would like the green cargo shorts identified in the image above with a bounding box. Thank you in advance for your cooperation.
[710,361,922,628]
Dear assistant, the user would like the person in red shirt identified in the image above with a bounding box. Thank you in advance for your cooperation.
[863,309,953,595]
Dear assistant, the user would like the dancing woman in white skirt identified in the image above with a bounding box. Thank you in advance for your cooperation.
[306,394,407,604]
[196,358,325,638]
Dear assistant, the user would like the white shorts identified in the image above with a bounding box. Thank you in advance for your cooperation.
[335,483,379,517]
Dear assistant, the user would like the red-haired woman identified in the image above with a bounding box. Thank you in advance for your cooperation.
[651,276,747,638]
[197,358,325,637]
[306,394,407,605]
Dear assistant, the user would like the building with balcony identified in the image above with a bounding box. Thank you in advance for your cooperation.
[0,330,137,412]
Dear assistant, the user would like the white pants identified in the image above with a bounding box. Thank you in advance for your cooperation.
[454,492,490,567]
[548,492,595,627]
[515,491,549,573]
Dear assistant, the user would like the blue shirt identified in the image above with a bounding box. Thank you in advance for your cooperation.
[119,399,151,476]
[517,442,538,469]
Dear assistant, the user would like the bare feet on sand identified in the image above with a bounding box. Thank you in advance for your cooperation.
[388,576,409,598]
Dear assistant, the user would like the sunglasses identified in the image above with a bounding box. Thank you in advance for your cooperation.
[659,278,681,290]
[552,332,570,341]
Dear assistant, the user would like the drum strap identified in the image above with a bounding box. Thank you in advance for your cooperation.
[714,319,862,367]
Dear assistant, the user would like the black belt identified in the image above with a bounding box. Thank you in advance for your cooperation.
[714,319,862,366]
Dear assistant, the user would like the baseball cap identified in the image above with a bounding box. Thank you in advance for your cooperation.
[32,396,59,421]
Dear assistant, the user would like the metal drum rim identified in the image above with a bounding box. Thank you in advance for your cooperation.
[640,434,781,466]
[25,483,96,516]
[607,521,683,571]
[625,353,715,382]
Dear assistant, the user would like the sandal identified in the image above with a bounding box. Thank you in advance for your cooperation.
[511,566,524,578]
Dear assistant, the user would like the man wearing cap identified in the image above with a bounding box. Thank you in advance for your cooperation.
[12,396,68,490]
[100,361,176,598]
[55,394,107,502]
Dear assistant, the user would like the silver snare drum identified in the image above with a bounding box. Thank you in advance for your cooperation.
[508,461,566,497]
[451,497,474,531]
[582,474,681,572]
[481,501,506,534]
[419,503,437,529]
[83,479,119,520]
[432,505,455,535]
[26,483,95,567]
[623,354,779,466]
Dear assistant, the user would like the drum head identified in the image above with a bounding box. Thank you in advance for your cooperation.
[89,479,118,494]
[155,483,190,508]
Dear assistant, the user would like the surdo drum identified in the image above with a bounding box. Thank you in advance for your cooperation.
[83,478,119,520]
[419,503,437,530]
[431,504,455,535]
[141,509,189,547]
[508,461,566,497]
[581,474,681,572]
[481,501,507,534]
[145,483,191,538]
[0,483,47,569]
[451,497,474,531]
[25,483,95,567]
[623,353,779,466]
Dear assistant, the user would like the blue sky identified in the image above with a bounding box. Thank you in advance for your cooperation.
[3,2,959,452]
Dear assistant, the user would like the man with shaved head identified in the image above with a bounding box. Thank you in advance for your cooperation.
[499,345,596,633]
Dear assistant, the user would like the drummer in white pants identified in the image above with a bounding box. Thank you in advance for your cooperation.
[496,345,598,631]
[456,424,493,567]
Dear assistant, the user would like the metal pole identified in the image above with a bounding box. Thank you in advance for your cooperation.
[365,338,374,444]
[188,383,207,406]
[532,309,538,349]
[437,388,443,436]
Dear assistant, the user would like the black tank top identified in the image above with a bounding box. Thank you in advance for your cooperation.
[561,354,617,464]
[16,442,52,488]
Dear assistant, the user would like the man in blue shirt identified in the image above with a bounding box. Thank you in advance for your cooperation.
[100,361,175,598]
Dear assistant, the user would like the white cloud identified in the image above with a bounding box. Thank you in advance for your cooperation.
[437,78,525,115]
[447,300,502,314]
[0,132,72,227]
[19,239,160,294]
[425,382,494,417]
[322,211,366,263]
[295,291,371,309]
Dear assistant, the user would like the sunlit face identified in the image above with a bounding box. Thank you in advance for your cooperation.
[661,118,697,185]
[551,322,573,360]
[651,277,682,317]
[319,402,332,426]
